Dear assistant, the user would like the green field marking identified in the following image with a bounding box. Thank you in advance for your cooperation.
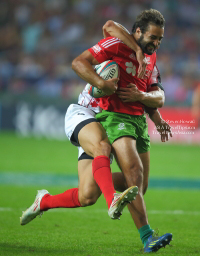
[0,172,200,189]
[149,177,200,189]
[0,172,78,186]
[1,207,200,216]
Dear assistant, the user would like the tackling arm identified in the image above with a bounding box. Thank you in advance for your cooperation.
[117,84,165,108]
[117,63,164,108]
[139,88,165,108]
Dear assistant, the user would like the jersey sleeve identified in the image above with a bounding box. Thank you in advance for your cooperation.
[147,65,164,91]
[88,37,121,63]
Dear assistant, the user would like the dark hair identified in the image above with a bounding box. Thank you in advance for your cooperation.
[132,9,165,34]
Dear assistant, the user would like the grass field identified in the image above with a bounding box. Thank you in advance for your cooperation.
[0,132,200,256]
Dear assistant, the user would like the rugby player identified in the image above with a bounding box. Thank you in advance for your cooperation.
[20,9,172,253]
[71,9,173,252]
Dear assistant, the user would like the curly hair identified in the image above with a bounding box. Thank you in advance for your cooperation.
[132,9,165,34]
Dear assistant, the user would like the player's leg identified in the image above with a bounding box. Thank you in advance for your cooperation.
[77,147,138,220]
[20,153,100,226]
[78,158,101,206]
[68,105,138,214]
[65,104,115,209]
[112,137,157,248]
[67,105,137,217]
[112,151,150,194]
[112,172,127,192]
[112,138,172,251]
[39,157,101,210]
[139,151,150,195]
[78,122,116,208]
[78,121,111,158]
[112,137,150,229]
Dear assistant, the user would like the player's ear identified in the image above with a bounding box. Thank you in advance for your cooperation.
[135,27,142,37]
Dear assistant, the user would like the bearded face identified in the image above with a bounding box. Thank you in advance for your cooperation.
[136,25,164,55]
[137,34,156,55]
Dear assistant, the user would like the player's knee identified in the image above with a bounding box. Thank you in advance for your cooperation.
[100,141,111,156]
[93,141,111,158]
[79,195,98,207]
[78,188,100,207]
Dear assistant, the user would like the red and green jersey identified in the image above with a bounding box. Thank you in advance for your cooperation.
[89,37,159,115]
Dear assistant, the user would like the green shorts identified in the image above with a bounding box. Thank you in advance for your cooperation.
[96,110,150,154]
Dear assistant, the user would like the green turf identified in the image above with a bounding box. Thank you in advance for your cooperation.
[0,132,200,255]
[0,185,200,256]
[0,132,199,178]
[0,132,77,174]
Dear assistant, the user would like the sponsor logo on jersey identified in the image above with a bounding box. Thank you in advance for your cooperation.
[125,62,136,76]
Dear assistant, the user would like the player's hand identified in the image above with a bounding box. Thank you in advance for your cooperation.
[100,78,119,96]
[156,119,173,142]
[136,50,147,79]
[117,83,143,102]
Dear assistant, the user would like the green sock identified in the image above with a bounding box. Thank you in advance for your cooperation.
[139,224,154,247]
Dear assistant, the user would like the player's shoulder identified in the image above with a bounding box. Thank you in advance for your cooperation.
[99,37,124,48]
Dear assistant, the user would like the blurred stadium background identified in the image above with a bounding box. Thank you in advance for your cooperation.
[0,0,199,142]
[0,1,200,255]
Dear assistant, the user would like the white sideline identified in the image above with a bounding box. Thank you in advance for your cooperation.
[1,207,200,215]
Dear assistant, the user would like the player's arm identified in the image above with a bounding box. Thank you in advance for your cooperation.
[117,83,165,108]
[72,50,118,95]
[103,20,140,50]
[103,20,146,79]
[145,107,172,142]
[139,87,165,108]
[117,65,164,108]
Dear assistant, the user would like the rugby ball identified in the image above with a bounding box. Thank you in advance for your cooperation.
[86,60,119,98]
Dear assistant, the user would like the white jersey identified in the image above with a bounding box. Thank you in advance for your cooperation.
[78,83,101,114]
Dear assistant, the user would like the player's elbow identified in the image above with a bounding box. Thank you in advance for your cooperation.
[157,98,164,108]
[71,57,78,71]
[156,90,165,108]
[103,20,115,31]
[71,58,76,71]
[159,93,165,108]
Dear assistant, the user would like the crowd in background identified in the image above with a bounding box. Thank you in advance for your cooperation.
[0,0,199,106]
